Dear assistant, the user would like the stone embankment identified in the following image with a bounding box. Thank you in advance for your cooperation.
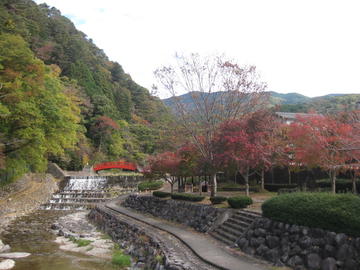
[237,217,360,270]
[0,173,58,231]
[123,194,231,233]
[89,205,221,270]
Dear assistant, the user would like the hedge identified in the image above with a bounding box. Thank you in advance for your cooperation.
[138,181,163,191]
[210,196,227,204]
[153,191,171,198]
[171,193,205,202]
[227,196,253,209]
[316,179,360,193]
[262,192,360,236]
[218,183,260,192]
[264,184,298,192]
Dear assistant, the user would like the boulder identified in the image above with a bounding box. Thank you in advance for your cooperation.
[321,257,337,270]
[306,253,321,270]
[0,253,31,259]
[0,259,15,270]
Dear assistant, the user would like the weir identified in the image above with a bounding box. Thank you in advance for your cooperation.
[41,175,138,210]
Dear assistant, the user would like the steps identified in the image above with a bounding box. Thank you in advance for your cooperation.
[210,210,261,246]
[40,176,135,210]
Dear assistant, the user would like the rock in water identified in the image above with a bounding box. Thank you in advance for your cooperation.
[0,240,10,253]
[0,259,15,270]
[0,252,31,259]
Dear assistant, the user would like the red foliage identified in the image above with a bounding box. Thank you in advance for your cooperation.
[95,116,119,131]
[288,114,353,170]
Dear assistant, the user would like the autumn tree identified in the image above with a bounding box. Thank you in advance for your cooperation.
[214,110,279,196]
[288,115,353,193]
[146,151,182,193]
[155,53,267,196]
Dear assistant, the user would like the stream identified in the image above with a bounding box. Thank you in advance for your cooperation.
[1,210,118,270]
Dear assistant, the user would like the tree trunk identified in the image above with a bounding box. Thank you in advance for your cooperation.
[352,172,357,194]
[244,167,250,197]
[288,167,292,184]
[170,183,174,194]
[199,176,202,195]
[210,173,217,197]
[330,169,336,194]
[261,169,265,191]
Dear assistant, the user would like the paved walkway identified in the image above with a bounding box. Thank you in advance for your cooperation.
[105,200,270,270]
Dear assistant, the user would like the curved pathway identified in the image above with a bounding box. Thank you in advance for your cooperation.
[105,199,271,270]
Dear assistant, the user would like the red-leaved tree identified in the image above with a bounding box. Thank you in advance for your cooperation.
[214,111,280,196]
[146,151,182,193]
[288,115,353,193]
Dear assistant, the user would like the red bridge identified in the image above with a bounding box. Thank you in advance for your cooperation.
[93,161,137,172]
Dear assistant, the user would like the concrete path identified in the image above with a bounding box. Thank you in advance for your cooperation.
[105,200,271,270]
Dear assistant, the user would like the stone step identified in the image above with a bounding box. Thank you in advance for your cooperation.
[49,198,109,204]
[53,192,111,198]
[219,223,244,237]
[41,202,99,210]
[209,231,235,246]
[227,217,252,228]
[214,228,238,243]
[237,209,262,219]
[224,219,248,232]
[231,214,256,224]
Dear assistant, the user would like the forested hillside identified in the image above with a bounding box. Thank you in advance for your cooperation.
[0,0,171,184]
[164,91,360,114]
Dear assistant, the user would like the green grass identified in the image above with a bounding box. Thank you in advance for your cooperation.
[69,236,93,247]
[112,250,131,267]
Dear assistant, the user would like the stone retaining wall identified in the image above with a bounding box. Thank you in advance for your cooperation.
[106,175,143,189]
[89,207,165,269]
[237,217,360,270]
[123,195,231,233]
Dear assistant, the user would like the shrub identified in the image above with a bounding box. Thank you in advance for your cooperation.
[264,184,298,192]
[227,196,253,209]
[153,191,171,198]
[112,250,131,267]
[171,193,205,202]
[262,192,360,236]
[69,236,92,247]
[210,196,227,204]
[218,182,260,192]
[316,178,360,193]
[278,188,298,195]
[138,181,163,191]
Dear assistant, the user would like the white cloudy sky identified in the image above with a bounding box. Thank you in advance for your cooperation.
[34,0,360,98]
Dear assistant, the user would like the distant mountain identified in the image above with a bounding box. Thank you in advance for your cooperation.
[162,91,360,114]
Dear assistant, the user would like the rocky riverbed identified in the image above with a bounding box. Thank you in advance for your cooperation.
[52,211,114,259]
[0,210,130,270]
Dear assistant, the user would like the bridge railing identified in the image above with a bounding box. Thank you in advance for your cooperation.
[93,161,137,172]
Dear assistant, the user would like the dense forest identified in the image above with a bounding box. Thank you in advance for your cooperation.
[0,0,172,184]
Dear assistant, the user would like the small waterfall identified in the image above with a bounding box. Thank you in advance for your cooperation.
[41,176,108,210]
[64,176,107,191]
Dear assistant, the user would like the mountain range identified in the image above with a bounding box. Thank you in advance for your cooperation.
[163,91,360,113]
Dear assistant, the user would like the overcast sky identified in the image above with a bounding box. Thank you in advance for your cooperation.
[35,0,360,98]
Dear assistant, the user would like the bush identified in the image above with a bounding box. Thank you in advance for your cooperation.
[138,181,163,191]
[278,188,299,195]
[112,250,131,267]
[153,191,171,198]
[264,184,298,192]
[218,182,260,192]
[227,196,253,209]
[171,193,205,202]
[316,178,360,193]
[262,192,360,236]
[210,196,227,204]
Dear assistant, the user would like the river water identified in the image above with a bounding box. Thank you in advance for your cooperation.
[1,210,118,270]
